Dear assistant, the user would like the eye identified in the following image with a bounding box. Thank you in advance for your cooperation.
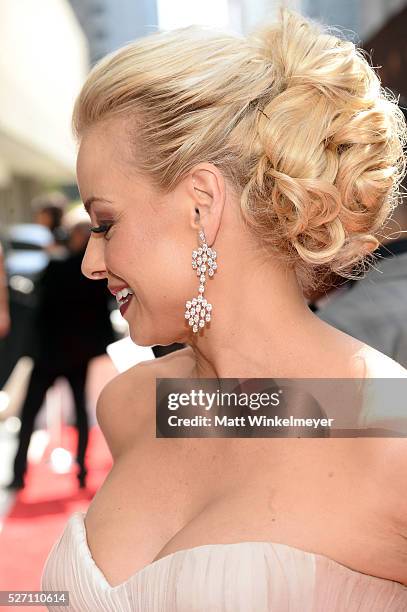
[90,223,113,238]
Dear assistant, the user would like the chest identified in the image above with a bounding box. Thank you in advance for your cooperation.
[83,436,406,587]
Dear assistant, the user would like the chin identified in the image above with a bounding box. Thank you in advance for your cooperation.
[128,325,154,347]
[128,321,182,348]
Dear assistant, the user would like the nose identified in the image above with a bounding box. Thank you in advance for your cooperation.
[81,235,107,280]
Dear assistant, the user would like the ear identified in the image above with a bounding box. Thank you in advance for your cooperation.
[186,163,226,245]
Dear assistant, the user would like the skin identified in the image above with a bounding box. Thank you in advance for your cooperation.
[80,117,371,379]
[77,116,407,588]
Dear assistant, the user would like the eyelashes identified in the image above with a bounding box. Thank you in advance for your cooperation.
[90,223,113,236]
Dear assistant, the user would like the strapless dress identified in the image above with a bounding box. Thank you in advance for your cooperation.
[41,511,407,611]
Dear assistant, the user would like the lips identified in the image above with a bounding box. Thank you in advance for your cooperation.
[119,294,133,317]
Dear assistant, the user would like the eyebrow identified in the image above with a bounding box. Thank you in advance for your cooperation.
[83,196,113,215]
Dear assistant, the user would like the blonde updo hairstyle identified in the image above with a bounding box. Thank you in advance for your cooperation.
[73,7,407,294]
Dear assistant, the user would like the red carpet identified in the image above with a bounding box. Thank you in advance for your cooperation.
[0,425,112,611]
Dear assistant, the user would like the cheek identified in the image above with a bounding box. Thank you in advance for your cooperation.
[104,234,132,274]
[105,228,192,301]
[147,238,193,301]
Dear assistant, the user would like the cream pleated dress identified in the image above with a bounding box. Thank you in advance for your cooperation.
[40,510,407,611]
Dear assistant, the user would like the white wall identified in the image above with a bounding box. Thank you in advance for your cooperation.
[230,0,304,35]
[0,0,89,181]
[156,0,303,35]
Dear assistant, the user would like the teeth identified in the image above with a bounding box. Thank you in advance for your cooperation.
[116,287,134,305]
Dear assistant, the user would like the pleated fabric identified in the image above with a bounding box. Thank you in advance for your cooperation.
[41,511,407,611]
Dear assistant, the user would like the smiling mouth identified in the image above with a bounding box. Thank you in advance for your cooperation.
[115,287,134,308]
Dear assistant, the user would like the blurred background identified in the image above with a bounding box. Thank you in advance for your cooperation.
[0,0,406,607]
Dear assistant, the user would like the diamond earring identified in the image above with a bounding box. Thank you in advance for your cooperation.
[184,228,217,333]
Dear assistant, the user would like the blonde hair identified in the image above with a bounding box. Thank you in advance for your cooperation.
[73,7,407,294]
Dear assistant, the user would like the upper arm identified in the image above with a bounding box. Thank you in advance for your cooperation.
[96,359,157,460]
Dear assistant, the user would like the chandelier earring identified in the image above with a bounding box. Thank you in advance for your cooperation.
[184,228,217,333]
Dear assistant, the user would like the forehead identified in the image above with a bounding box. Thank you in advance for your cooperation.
[75,118,162,214]
[76,118,131,183]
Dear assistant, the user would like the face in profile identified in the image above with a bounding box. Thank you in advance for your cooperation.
[77,117,204,347]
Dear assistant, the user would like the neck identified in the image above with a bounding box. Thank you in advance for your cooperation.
[187,251,324,379]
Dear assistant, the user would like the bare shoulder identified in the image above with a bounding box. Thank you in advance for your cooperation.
[356,344,407,432]
[337,341,407,523]
[355,343,407,378]
[318,320,407,378]
[353,345,407,512]
[96,346,195,459]
[315,322,407,435]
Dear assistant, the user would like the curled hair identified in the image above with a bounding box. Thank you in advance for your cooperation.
[73,7,407,293]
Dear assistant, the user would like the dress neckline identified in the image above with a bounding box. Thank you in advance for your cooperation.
[71,510,407,593]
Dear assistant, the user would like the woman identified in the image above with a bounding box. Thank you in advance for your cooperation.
[41,8,407,610]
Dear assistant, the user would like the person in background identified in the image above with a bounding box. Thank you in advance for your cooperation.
[5,214,115,491]
[0,241,10,338]
[31,191,69,253]
[316,196,407,367]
